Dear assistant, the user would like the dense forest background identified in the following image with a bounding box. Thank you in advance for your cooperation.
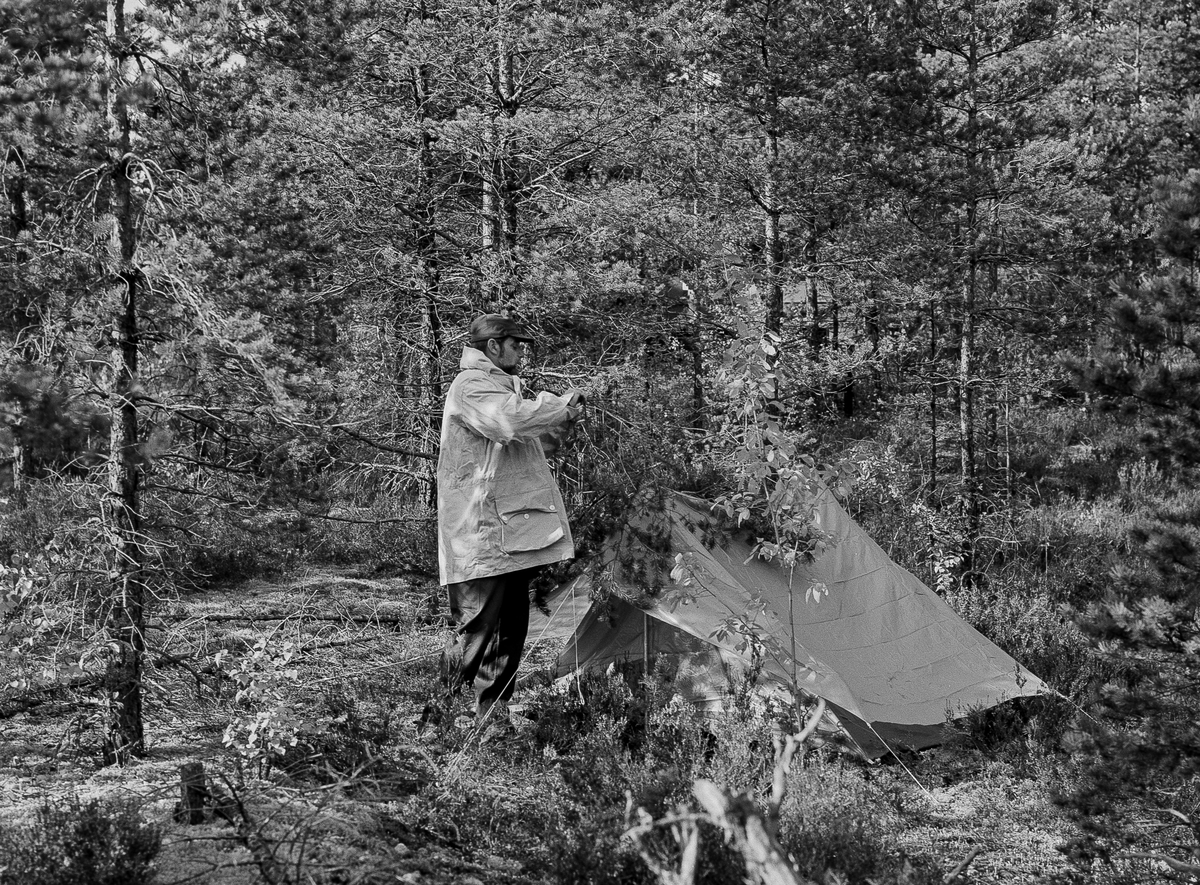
[3,0,1200,882]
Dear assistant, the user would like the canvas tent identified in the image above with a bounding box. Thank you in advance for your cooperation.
[528,487,1047,759]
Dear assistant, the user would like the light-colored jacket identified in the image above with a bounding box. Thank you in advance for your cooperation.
[436,347,580,586]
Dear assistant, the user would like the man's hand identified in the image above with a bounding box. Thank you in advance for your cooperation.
[545,389,586,456]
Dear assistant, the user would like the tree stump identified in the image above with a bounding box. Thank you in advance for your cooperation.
[174,761,209,824]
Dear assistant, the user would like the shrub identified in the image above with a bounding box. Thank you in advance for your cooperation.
[526,670,744,884]
[946,694,1078,765]
[551,819,655,885]
[778,762,937,885]
[947,582,1103,695]
[678,698,777,794]
[0,796,161,885]
[0,486,112,698]
[280,681,396,781]
[301,502,438,576]
[550,775,744,885]
[530,660,777,789]
[554,815,748,882]
[183,508,306,586]
[220,636,312,774]
[939,580,1115,758]
[0,481,81,564]
[529,669,642,757]
[639,691,717,775]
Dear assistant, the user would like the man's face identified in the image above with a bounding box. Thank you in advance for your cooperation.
[488,337,528,375]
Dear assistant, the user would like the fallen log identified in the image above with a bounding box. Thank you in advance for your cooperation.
[184,612,412,626]
[0,674,96,718]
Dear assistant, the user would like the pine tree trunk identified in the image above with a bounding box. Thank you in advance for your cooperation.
[958,259,979,591]
[481,113,500,264]
[422,298,444,511]
[689,282,705,429]
[499,47,518,255]
[929,301,938,497]
[102,0,146,764]
[481,81,500,307]
[763,129,783,339]
[761,0,783,341]
[481,6,516,309]
[4,147,33,497]
[807,239,823,354]
[958,30,982,594]
[412,8,444,511]
[497,16,519,300]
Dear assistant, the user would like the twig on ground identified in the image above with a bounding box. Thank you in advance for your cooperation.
[945,847,983,883]
[1126,852,1200,875]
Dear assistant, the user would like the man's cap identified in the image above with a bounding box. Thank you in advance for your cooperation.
[468,314,536,345]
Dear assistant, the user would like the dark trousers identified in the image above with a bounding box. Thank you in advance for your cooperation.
[444,568,536,720]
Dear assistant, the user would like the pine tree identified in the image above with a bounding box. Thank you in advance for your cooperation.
[1065,170,1200,875]
[0,0,109,495]
[885,0,1097,588]
[1,0,329,761]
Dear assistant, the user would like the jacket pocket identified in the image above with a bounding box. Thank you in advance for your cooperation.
[495,486,564,554]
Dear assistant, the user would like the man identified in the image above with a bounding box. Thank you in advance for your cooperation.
[436,314,584,734]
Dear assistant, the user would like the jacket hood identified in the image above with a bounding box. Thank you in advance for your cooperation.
[459,345,520,391]
[459,346,495,372]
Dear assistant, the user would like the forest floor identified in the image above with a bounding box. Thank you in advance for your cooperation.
[0,567,1089,885]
